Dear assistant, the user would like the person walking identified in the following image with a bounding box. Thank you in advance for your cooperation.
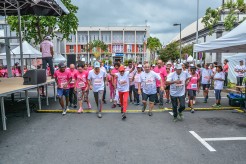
[74,64,91,113]
[201,63,213,103]
[212,66,225,107]
[133,64,143,106]
[113,65,135,119]
[40,36,54,78]
[223,59,229,87]
[138,63,163,116]
[166,64,191,122]
[54,62,72,115]
[68,64,78,109]
[153,59,167,108]
[234,60,246,86]
[88,61,107,118]
[186,65,200,113]
[126,61,136,104]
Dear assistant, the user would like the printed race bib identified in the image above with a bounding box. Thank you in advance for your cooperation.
[94,78,102,86]
[146,78,154,85]
[204,76,210,79]
[191,84,197,89]
[119,80,127,86]
[70,79,75,84]
[60,82,67,88]
[78,82,85,88]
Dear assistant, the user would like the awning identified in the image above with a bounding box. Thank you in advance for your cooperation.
[0,0,69,16]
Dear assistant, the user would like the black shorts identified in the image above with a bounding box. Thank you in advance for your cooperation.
[202,84,210,90]
[165,85,170,90]
[142,92,156,103]
[187,89,196,99]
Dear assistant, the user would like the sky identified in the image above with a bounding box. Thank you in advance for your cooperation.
[72,0,222,44]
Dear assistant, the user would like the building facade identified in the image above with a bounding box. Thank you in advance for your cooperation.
[63,26,150,64]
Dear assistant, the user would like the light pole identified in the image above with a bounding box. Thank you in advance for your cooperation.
[195,0,199,63]
[173,23,182,63]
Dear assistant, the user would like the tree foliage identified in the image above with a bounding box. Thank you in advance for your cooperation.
[159,42,179,62]
[181,44,193,59]
[147,37,162,53]
[202,0,246,35]
[7,0,79,45]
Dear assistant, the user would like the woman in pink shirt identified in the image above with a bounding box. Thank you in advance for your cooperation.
[74,64,91,113]
[186,66,200,113]
[107,66,115,102]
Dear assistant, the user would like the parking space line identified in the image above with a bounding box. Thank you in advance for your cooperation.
[189,131,216,152]
[204,137,246,141]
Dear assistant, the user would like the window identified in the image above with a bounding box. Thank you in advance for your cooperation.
[127,45,132,52]
[69,45,74,52]
[82,35,84,42]
[138,45,143,52]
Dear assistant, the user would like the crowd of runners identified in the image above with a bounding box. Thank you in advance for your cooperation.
[49,59,246,122]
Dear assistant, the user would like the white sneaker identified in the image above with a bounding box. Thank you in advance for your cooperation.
[62,108,67,115]
[66,106,70,111]
[110,99,112,103]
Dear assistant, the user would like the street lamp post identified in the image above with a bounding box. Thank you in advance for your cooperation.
[173,23,182,63]
[195,0,199,63]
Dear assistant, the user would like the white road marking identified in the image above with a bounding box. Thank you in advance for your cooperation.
[195,97,227,99]
[189,131,216,152]
[169,112,173,116]
[204,137,246,141]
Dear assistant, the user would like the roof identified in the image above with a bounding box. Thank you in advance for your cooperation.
[170,18,205,43]
[0,0,69,16]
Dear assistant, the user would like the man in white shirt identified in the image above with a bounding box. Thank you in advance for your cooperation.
[138,63,164,116]
[88,61,106,118]
[166,64,191,122]
[234,60,246,86]
[99,61,107,103]
[201,63,213,103]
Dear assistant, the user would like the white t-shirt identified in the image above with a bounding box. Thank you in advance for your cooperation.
[100,66,107,73]
[88,70,106,92]
[235,65,246,77]
[134,72,143,89]
[214,72,225,90]
[139,71,161,95]
[201,68,213,84]
[115,71,130,92]
[167,71,191,97]
[126,67,136,86]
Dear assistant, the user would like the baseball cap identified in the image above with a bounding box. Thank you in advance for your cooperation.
[118,66,125,72]
[152,64,156,67]
[175,64,182,70]
[166,62,172,65]
[45,35,51,40]
[94,61,100,68]
[58,62,66,68]
[110,66,114,69]
[137,64,142,68]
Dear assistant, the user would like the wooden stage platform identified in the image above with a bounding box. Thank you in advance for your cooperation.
[0,77,56,130]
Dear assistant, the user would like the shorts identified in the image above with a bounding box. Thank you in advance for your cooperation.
[202,84,210,90]
[187,89,196,100]
[165,85,170,90]
[57,88,69,98]
[77,88,88,101]
[214,89,222,100]
[142,92,156,103]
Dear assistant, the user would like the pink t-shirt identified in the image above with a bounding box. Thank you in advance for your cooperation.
[134,72,142,88]
[40,40,53,58]
[67,68,78,88]
[15,69,21,77]
[88,66,93,71]
[74,71,88,89]
[54,70,71,89]
[187,73,200,90]
[107,74,114,87]
[153,66,167,87]
[111,68,119,84]
[126,67,135,86]
[0,69,6,77]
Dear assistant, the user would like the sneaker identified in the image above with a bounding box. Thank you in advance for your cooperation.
[117,104,121,107]
[217,104,222,107]
[103,100,107,104]
[74,105,77,109]
[62,108,67,115]
[87,102,92,109]
[135,103,140,106]
[110,99,113,103]
[178,113,184,121]
[190,108,195,113]
[173,117,178,122]
[111,104,116,108]
[66,106,70,111]
[122,113,126,119]
[69,104,73,108]
[121,107,123,113]
[142,105,146,112]
[212,104,218,107]
[77,107,83,114]
[165,100,170,104]
[148,112,153,116]
[97,112,102,118]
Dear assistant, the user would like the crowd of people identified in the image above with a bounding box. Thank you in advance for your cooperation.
[50,58,245,122]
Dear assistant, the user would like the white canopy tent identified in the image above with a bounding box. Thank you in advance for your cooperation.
[194,20,246,53]
[53,54,67,65]
[222,53,246,84]
[0,41,42,69]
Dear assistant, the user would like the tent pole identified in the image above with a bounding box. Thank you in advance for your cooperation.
[17,1,24,76]
[5,38,12,77]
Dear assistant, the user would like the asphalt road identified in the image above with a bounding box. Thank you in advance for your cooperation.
[0,86,246,164]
